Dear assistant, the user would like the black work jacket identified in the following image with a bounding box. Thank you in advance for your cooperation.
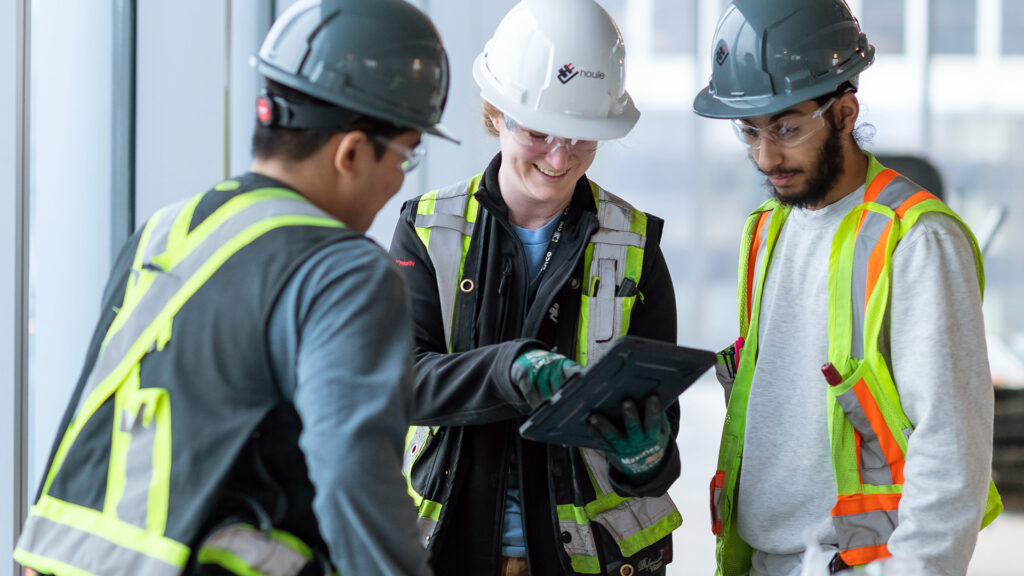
[389,154,680,576]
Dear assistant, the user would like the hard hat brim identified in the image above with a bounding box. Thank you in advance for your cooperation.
[474,59,639,141]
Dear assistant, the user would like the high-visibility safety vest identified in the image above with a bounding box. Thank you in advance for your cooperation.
[403,176,681,574]
[710,154,1003,575]
[14,177,353,576]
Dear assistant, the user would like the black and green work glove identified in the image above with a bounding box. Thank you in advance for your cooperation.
[510,349,582,407]
[588,395,670,483]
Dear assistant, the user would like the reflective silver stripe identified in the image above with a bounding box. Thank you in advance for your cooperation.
[850,174,921,358]
[849,210,890,359]
[414,212,474,236]
[712,486,723,523]
[117,405,156,528]
[591,493,679,544]
[139,198,190,267]
[417,516,438,547]
[76,195,332,417]
[581,448,615,495]
[558,519,599,558]
[17,514,182,576]
[590,228,645,249]
[586,188,637,361]
[201,524,311,576]
[403,426,431,477]
[833,507,898,551]
[580,447,681,545]
[422,183,474,350]
[589,257,617,345]
[872,173,920,211]
[835,388,893,485]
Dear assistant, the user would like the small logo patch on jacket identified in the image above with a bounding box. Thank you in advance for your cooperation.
[395,259,416,267]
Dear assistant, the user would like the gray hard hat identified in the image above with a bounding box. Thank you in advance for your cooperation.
[256,0,456,142]
[693,0,874,119]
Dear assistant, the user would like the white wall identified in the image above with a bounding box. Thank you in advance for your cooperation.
[134,0,228,223]
[1,0,19,574]
[26,0,113,495]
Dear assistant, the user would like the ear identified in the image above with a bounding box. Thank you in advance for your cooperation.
[833,92,860,134]
[331,131,370,178]
[489,112,504,134]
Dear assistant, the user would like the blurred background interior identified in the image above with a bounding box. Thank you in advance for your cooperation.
[2,0,1023,574]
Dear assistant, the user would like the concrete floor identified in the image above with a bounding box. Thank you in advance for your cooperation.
[665,377,1019,575]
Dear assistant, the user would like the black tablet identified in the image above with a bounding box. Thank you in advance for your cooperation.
[518,336,716,449]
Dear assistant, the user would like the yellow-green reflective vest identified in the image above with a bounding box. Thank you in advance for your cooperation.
[403,176,681,574]
[14,183,348,576]
[711,154,1003,575]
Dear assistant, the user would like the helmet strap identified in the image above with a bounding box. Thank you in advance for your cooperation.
[256,90,363,130]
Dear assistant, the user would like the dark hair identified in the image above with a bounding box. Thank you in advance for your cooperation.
[251,79,409,162]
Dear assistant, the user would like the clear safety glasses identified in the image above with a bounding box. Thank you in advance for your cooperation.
[503,115,600,155]
[373,136,426,173]
[730,97,837,151]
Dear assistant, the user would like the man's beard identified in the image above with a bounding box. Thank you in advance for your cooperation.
[760,125,845,209]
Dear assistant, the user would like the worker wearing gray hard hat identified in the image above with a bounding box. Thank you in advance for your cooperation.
[15,1,451,575]
[695,1,1002,575]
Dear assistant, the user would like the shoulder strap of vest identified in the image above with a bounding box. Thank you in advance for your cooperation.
[412,176,482,351]
[53,186,343,495]
[828,154,984,367]
[577,183,649,364]
[737,198,789,340]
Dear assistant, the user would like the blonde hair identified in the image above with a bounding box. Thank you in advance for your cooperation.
[482,100,501,137]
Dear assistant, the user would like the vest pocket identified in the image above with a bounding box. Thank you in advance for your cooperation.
[827,359,909,487]
[108,381,172,533]
[714,338,744,402]
[578,294,636,365]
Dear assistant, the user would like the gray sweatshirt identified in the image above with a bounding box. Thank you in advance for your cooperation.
[737,186,993,576]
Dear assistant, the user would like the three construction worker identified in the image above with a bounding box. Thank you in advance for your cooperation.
[694,1,1002,574]
[15,1,453,574]
[389,0,681,574]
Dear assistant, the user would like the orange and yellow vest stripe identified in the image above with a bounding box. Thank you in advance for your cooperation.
[710,153,1003,575]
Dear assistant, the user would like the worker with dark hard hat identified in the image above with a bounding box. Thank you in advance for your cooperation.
[694,1,1002,575]
[15,1,453,574]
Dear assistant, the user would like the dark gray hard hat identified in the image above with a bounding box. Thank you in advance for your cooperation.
[256,0,456,141]
[693,0,874,119]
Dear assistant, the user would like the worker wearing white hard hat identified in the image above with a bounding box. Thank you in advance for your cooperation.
[389,0,682,574]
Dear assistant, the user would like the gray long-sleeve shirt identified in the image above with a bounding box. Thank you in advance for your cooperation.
[268,238,432,576]
[738,186,993,576]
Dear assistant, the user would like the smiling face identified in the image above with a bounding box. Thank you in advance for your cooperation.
[490,111,597,226]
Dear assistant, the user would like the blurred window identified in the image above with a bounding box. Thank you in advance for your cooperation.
[653,0,697,54]
[1003,1,1024,55]
[930,0,976,54]
[860,0,905,54]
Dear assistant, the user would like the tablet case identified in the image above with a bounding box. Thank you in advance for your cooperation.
[518,336,716,449]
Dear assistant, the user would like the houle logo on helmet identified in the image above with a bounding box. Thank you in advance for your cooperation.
[715,40,729,66]
[557,62,605,84]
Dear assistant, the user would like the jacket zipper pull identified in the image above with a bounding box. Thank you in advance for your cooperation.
[497,259,513,295]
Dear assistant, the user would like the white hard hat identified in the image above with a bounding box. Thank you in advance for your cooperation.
[473,0,640,141]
